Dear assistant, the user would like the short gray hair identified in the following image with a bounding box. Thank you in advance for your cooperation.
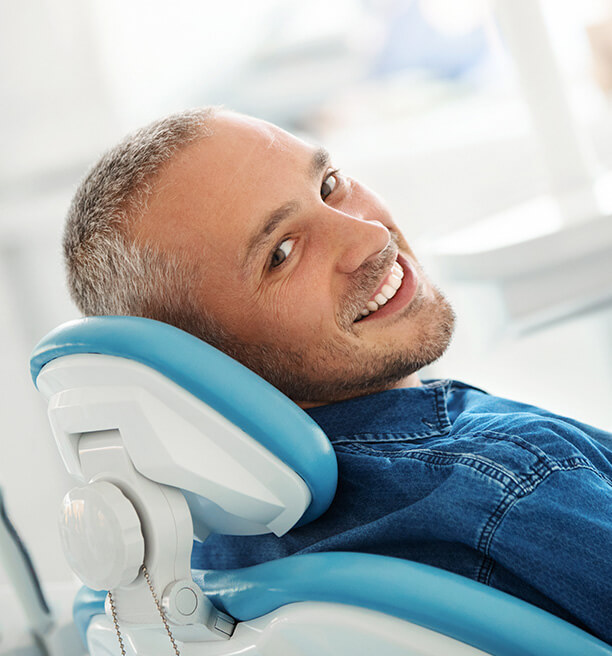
[63,106,236,350]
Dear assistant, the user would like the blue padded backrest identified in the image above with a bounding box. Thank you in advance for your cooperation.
[30,316,337,526]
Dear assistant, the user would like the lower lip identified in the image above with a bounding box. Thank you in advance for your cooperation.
[356,253,418,324]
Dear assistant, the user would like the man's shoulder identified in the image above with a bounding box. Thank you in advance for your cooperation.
[445,379,612,464]
[446,379,597,432]
[306,378,611,464]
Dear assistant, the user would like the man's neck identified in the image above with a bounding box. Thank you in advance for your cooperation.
[296,372,422,410]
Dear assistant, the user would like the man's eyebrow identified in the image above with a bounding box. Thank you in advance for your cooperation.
[310,146,331,179]
[241,147,331,275]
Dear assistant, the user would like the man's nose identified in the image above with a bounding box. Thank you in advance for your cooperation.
[326,210,391,274]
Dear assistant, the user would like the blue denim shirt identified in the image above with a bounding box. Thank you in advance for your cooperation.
[192,379,612,644]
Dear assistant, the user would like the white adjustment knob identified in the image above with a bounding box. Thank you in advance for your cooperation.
[175,587,198,615]
[163,579,212,625]
[59,481,144,590]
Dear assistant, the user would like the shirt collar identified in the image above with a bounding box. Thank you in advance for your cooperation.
[304,379,452,443]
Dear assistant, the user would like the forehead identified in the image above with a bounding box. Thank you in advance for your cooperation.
[138,112,314,255]
[198,112,310,191]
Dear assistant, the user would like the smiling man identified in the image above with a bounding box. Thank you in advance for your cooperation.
[66,108,454,406]
[128,109,454,406]
[64,107,612,645]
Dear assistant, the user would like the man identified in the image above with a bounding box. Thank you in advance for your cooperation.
[64,107,612,644]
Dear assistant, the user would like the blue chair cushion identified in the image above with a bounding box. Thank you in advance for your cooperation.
[197,553,612,655]
[74,553,612,655]
[73,586,107,646]
[30,316,337,526]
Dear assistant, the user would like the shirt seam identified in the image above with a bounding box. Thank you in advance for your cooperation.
[475,460,612,584]
[334,428,545,462]
[435,381,452,431]
[336,442,526,489]
[332,428,579,472]
[336,438,612,488]
[331,430,449,444]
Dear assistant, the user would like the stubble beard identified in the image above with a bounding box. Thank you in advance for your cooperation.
[220,274,456,405]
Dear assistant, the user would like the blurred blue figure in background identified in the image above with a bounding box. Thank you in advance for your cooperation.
[372,0,490,80]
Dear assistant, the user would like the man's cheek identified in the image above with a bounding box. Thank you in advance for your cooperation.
[264,286,299,334]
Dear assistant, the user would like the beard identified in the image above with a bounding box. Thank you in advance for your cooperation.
[218,274,456,406]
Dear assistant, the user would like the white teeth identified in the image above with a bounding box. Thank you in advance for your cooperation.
[381,283,396,298]
[354,259,406,322]
[388,274,402,290]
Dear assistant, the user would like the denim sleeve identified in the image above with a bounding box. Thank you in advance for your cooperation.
[488,465,612,645]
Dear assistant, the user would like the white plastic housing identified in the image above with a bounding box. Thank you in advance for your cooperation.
[86,602,491,656]
[36,354,311,537]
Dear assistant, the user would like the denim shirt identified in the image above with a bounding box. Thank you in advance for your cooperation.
[192,379,612,644]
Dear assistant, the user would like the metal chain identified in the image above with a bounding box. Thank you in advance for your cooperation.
[142,565,181,656]
[108,565,181,656]
[107,590,126,656]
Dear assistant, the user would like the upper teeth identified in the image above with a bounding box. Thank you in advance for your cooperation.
[356,261,404,321]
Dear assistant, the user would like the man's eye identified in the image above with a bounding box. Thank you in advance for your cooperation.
[270,238,295,269]
[321,170,338,200]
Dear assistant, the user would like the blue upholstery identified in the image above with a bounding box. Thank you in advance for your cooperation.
[197,553,612,656]
[30,316,337,526]
[73,587,107,647]
[74,553,612,655]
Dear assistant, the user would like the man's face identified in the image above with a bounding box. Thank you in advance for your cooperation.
[137,111,454,406]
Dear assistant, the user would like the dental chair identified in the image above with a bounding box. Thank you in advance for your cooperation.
[30,316,612,656]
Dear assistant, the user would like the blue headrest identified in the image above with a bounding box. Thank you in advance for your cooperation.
[30,316,337,526]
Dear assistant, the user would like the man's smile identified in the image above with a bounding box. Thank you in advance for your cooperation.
[354,253,418,324]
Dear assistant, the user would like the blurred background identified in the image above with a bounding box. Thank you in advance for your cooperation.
[2,0,612,651]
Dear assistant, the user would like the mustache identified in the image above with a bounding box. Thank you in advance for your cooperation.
[339,235,399,328]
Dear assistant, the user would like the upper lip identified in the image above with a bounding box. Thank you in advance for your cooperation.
[366,255,398,305]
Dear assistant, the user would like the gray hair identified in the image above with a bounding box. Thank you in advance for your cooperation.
[63,106,236,350]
